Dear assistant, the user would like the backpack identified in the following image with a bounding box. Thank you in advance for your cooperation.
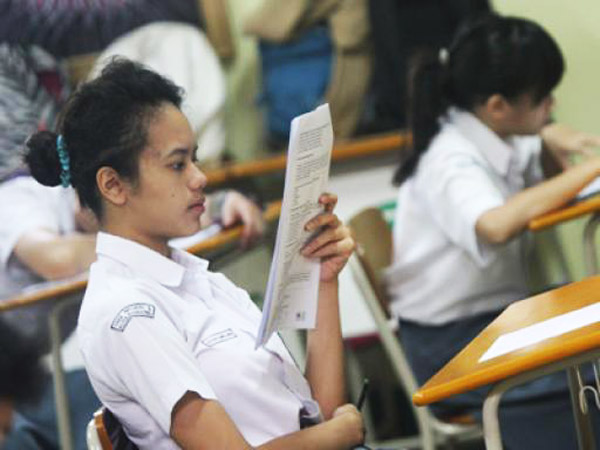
[258,25,333,146]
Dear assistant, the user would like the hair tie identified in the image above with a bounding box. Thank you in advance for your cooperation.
[438,47,450,66]
[56,135,71,188]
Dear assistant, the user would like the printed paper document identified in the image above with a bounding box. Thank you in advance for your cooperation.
[257,104,333,347]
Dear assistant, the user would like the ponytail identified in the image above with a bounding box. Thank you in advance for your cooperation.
[393,13,564,186]
[393,50,448,185]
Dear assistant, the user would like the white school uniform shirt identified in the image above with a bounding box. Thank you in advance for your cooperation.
[0,176,77,300]
[386,108,544,325]
[78,232,319,449]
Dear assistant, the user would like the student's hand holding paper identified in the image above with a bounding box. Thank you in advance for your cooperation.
[301,193,355,283]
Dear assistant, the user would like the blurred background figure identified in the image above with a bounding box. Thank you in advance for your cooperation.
[0,318,46,448]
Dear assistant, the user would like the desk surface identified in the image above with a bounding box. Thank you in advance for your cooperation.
[413,275,600,406]
[529,195,600,231]
[0,201,282,313]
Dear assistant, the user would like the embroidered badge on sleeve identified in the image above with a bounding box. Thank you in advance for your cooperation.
[201,329,237,347]
[111,303,155,332]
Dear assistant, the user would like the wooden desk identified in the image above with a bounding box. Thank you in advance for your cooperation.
[413,276,600,449]
[529,195,600,276]
[202,131,409,186]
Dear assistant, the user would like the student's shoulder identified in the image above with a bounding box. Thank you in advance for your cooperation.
[0,177,69,215]
[428,124,480,159]
[81,266,160,325]
[417,125,481,176]
[0,176,53,195]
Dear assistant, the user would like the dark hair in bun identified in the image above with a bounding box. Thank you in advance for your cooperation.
[24,130,64,187]
[22,57,183,217]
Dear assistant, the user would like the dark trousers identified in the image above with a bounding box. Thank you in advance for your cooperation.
[400,311,600,450]
[3,369,100,450]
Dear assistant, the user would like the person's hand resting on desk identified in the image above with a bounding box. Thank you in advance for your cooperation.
[202,190,265,247]
[541,123,600,169]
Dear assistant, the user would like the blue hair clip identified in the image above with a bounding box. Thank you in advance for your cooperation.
[56,135,71,188]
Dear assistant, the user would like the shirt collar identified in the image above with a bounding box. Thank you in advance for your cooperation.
[96,232,209,287]
[445,107,513,176]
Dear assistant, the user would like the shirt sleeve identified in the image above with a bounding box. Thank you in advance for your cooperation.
[416,151,505,267]
[98,295,218,435]
[0,179,61,268]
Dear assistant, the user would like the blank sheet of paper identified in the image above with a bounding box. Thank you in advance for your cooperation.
[479,302,600,362]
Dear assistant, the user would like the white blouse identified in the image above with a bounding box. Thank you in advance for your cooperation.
[386,108,543,325]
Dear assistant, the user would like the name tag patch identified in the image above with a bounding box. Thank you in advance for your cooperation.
[202,329,237,347]
[111,303,155,332]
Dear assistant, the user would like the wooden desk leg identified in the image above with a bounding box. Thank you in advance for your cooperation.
[49,299,76,450]
[583,212,600,276]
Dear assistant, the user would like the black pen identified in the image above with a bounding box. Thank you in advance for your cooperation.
[356,378,369,411]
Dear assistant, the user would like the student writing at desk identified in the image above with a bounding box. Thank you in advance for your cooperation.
[386,13,600,449]
[23,58,364,449]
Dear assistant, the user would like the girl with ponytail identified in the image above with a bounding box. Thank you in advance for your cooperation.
[387,13,600,448]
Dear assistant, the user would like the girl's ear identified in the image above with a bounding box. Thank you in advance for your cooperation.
[485,94,511,121]
[96,167,128,206]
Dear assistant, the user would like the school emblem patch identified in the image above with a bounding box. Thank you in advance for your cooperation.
[110,303,155,332]
[201,329,238,347]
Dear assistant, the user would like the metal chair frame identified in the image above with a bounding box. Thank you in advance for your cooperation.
[348,207,483,449]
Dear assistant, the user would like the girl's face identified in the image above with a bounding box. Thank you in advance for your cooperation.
[504,93,554,135]
[123,103,207,252]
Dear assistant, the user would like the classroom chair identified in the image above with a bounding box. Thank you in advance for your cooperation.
[348,207,484,450]
[86,407,138,450]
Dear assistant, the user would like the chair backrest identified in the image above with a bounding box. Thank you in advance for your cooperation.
[87,408,112,450]
[348,207,482,449]
[348,207,393,318]
[348,207,421,396]
[87,407,139,450]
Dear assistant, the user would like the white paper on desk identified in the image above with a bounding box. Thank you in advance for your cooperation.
[576,176,600,201]
[256,104,333,347]
[479,302,600,362]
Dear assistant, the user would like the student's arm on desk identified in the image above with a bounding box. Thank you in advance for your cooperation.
[171,394,364,449]
[13,229,96,280]
[476,155,600,245]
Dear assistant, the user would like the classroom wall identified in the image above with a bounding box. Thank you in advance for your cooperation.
[495,0,600,281]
